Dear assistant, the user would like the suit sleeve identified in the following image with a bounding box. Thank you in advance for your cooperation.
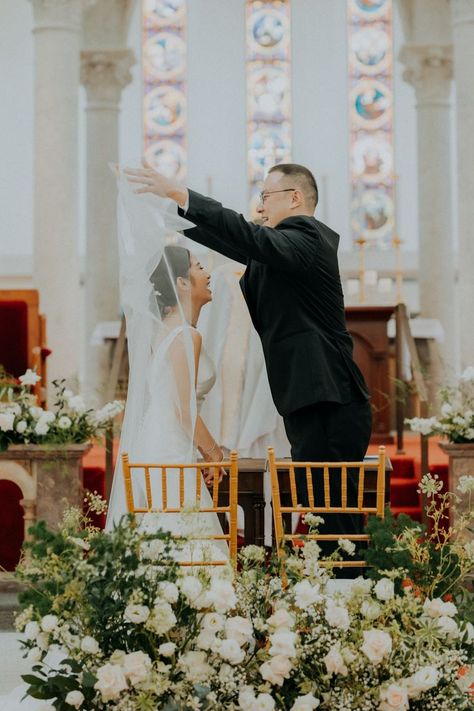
[182,190,317,272]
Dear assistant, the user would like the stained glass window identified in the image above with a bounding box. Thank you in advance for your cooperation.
[246,0,291,217]
[348,0,394,248]
[143,0,187,180]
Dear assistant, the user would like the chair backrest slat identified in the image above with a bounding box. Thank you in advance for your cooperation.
[195,466,202,503]
[357,465,365,510]
[145,467,153,510]
[289,465,298,507]
[341,465,347,509]
[306,466,315,508]
[179,467,185,508]
[323,466,331,508]
[162,467,168,510]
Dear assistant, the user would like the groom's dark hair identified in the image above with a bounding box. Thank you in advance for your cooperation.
[269,163,318,210]
[151,245,191,317]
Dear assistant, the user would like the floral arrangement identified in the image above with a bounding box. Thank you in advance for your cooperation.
[0,368,124,451]
[406,367,474,442]
[11,488,474,711]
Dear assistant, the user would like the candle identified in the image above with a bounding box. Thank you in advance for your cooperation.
[364,269,378,286]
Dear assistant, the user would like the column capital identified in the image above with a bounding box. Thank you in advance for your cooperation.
[31,0,95,33]
[399,44,453,106]
[450,0,474,25]
[80,49,135,108]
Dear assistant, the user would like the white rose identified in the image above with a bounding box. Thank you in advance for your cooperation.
[64,690,85,708]
[196,629,217,651]
[124,604,150,624]
[238,687,256,711]
[29,406,44,420]
[27,647,42,662]
[225,616,253,645]
[34,421,49,436]
[218,638,246,665]
[41,614,58,633]
[58,416,72,430]
[24,620,40,640]
[323,647,348,676]
[68,395,86,413]
[405,666,440,698]
[423,597,457,618]
[267,607,295,630]
[436,615,459,640]
[361,600,382,620]
[290,693,320,711]
[147,602,177,634]
[294,580,321,609]
[39,411,55,424]
[16,420,28,434]
[80,636,100,654]
[379,683,409,710]
[202,612,225,632]
[207,579,237,613]
[260,654,292,686]
[464,621,474,644]
[0,412,15,432]
[361,629,392,666]
[254,693,276,711]
[269,630,297,658]
[374,578,395,601]
[324,600,350,630]
[122,651,152,685]
[19,369,41,386]
[179,651,212,683]
[157,581,179,604]
[351,577,373,596]
[158,642,176,657]
[94,663,128,701]
[180,575,203,603]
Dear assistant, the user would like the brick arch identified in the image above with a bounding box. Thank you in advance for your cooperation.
[0,461,36,569]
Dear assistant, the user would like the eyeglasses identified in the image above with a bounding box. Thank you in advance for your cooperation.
[258,188,296,204]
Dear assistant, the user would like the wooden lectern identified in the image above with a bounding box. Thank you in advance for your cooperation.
[345,306,395,444]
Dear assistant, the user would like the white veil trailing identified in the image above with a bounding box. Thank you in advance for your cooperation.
[106,169,197,528]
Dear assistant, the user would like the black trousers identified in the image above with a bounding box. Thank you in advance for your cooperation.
[283,398,372,573]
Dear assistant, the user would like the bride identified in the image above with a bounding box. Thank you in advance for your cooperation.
[106,171,229,558]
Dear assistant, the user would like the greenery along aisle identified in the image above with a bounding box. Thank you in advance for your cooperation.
[10,475,474,711]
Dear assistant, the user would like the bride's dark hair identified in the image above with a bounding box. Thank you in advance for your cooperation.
[151,245,191,317]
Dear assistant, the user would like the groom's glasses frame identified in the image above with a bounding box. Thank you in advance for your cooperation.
[259,188,296,204]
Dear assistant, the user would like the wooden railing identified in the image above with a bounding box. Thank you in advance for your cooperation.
[394,303,430,479]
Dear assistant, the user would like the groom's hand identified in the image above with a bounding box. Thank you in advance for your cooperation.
[124,160,188,208]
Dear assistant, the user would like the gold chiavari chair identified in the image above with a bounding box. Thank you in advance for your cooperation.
[121,450,239,568]
[268,445,386,570]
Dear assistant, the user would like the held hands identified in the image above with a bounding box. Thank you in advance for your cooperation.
[124,159,188,208]
[199,444,227,485]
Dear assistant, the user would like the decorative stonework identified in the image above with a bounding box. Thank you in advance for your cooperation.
[400,44,453,106]
[81,49,135,107]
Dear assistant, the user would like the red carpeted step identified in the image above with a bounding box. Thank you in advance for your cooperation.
[389,457,416,479]
[391,505,423,522]
[389,478,421,508]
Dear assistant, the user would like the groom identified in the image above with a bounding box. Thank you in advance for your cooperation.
[127,162,372,544]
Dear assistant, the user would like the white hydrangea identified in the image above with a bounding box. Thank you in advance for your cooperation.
[146,602,177,635]
[157,581,179,604]
[0,411,15,432]
[29,406,44,420]
[457,475,474,494]
[34,421,49,436]
[405,416,439,436]
[16,420,28,434]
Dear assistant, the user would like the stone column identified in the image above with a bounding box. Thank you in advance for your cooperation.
[80,49,134,402]
[400,44,458,385]
[451,0,474,368]
[31,0,86,387]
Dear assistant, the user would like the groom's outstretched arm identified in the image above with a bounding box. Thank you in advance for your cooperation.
[183,190,317,272]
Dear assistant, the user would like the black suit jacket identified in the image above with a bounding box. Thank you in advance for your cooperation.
[181,189,369,416]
